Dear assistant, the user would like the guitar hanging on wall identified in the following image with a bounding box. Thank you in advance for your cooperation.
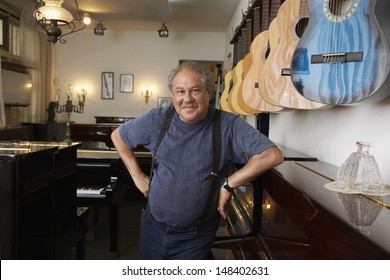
[290,0,390,105]
[242,0,285,113]
[221,39,239,113]
[257,0,286,112]
[259,0,328,110]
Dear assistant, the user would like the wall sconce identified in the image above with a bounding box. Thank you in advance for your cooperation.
[142,90,152,104]
[76,89,87,104]
[34,0,91,44]
[94,19,106,36]
[158,22,169,38]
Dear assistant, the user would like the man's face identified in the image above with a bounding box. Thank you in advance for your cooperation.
[171,68,212,123]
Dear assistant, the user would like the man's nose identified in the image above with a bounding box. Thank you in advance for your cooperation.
[183,91,194,101]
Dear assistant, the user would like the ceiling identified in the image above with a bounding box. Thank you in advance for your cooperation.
[11,0,241,32]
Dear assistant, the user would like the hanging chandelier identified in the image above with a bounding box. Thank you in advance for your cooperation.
[34,0,91,44]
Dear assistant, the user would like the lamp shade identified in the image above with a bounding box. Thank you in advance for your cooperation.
[35,0,73,25]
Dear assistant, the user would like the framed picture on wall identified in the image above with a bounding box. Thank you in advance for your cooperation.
[101,72,114,99]
[157,97,173,108]
[0,14,9,51]
[120,74,134,93]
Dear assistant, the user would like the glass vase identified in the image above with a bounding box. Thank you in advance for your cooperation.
[337,141,384,194]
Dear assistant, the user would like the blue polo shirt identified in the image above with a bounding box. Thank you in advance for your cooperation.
[119,106,275,227]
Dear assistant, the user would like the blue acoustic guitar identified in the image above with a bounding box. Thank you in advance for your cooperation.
[290,0,390,104]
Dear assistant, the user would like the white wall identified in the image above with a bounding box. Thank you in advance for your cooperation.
[225,0,390,185]
[54,30,225,123]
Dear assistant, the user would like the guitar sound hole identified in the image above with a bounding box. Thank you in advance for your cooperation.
[324,0,359,23]
[295,17,309,38]
[329,0,353,16]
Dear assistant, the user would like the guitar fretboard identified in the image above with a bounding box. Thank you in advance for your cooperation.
[245,19,253,54]
[270,0,282,22]
[261,0,270,32]
[238,28,247,61]
[233,41,239,66]
[253,6,261,37]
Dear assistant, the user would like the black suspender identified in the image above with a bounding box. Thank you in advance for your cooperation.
[210,108,221,187]
[149,107,175,180]
[203,108,221,221]
[149,107,222,221]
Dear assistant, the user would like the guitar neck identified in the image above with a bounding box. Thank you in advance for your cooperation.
[238,28,247,60]
[245,19,253,54]
[253,6,261,37]
[232,41,239,66]
[261,0,270,32]
[270,0,282,22]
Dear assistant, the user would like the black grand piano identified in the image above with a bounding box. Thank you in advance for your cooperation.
[70,116,151,256]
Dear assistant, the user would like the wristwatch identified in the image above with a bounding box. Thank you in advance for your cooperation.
[221,177,234,193]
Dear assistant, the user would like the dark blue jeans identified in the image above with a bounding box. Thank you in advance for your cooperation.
[138,205,220,260]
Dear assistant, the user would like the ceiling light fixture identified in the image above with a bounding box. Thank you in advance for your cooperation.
[94,19,106,36]
[158,22,169,38]
[34,0,91,44]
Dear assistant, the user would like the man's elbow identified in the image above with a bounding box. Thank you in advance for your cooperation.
[269,146,284,167]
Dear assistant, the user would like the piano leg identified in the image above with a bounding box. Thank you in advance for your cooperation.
[109,203,119,257]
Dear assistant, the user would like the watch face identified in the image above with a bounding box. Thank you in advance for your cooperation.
[222,177,228,186]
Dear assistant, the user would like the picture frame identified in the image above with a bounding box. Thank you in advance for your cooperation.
[157,97,173,108]
[101,72,114,99]
[120,74,134,93]
[0,14,9,51]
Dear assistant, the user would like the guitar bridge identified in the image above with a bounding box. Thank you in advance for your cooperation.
[281,68,291,76]
[311,52,363,64]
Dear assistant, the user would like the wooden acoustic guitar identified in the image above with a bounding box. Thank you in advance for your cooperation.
[260,0,328,110]
[236,15,264,115]
[220,41,239,113]
[257,0,286,112]
[290,0,390,105]
[228,27,248,115]
[242,0,285,113]
[240,6,263,115]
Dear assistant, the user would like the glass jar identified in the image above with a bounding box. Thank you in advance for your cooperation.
[337,141,384,194]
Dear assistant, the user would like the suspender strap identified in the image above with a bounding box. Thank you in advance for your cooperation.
[199,109,221,221]
[211,109,221,183]
[149,107,175,180]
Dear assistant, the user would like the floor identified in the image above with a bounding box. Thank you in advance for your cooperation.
[84,200,145,260]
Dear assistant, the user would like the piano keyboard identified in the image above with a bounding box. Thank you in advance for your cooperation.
[77,185,107,198]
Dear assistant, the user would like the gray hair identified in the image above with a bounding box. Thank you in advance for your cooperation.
[168,61,214,92]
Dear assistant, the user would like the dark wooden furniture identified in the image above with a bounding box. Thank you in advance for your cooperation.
[95,116,134,124]
[0,142,84,259]
[0,126,34,141]
[22,122,67,142]
[69,117,152,256]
